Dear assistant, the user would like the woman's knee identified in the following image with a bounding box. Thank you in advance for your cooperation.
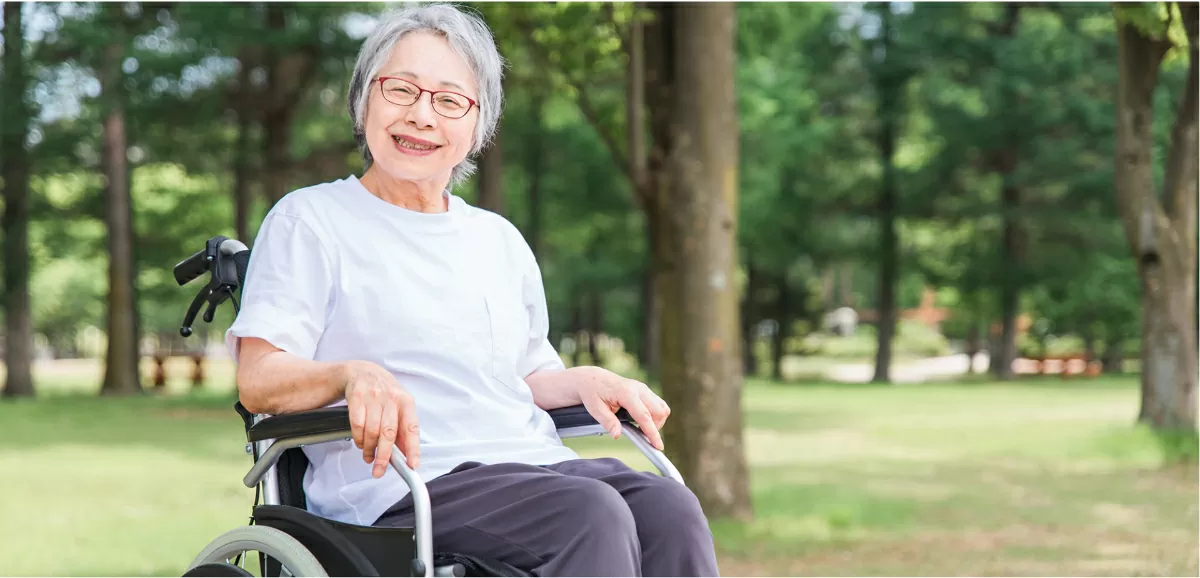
[629,478,719,576]
[554,477,639,536]
[638,478,708,525]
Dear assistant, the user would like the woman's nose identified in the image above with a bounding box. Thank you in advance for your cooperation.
[405,93,438,128]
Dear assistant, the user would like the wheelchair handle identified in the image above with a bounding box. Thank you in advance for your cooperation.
[175,237,251,337]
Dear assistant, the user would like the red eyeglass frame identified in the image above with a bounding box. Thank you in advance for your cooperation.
[375,76,478,118]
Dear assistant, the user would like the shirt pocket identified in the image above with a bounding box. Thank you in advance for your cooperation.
[484,292,528,392]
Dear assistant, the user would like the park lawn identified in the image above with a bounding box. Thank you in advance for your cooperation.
[0,373,1195,576]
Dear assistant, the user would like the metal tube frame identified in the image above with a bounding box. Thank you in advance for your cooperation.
[556,423,685,485]
[243,429,434,577]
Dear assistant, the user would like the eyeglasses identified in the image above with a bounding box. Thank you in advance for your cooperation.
[376,76,477,119]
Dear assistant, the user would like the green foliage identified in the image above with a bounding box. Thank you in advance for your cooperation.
[4,1,1155,390]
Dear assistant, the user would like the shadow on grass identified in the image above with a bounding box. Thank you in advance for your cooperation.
[711,456,1198,574]
[0,389,248,460]
[1152,427,1200,464]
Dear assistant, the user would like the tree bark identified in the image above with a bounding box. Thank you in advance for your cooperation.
[994,171,1021,380]
[639,3,673,380]
[1103,337,1125,375]
[477,125,505,214]
[587,291,603,365]
[658,2,752,520]
[641,206,665,377]
[991,3,1023,381]
[1113,3,1198,431]
[741,263,760,377]
[100,4,143,396]
[771,275,792,382]
[260,4,316,207]
[871,3,899,384]
[525,91,546,260]
[965,319,981,375]
[233,119,255,244]
[2,1,35,399]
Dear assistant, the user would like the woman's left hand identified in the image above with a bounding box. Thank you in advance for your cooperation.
[577,367,670,450]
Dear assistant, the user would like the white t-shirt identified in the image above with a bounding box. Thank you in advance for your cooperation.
[225,174,580,527]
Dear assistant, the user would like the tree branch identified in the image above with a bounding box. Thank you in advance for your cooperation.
[514,15,630,178]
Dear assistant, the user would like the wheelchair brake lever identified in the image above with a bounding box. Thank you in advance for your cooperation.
[180,287,210,337]
[202,295,221,324]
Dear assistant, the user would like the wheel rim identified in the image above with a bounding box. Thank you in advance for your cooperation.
[189,526,326,577]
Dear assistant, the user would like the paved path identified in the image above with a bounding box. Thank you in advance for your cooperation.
[823,353,991,384]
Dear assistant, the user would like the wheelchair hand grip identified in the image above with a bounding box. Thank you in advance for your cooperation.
[232,249,251,290]
[174,249,210,286]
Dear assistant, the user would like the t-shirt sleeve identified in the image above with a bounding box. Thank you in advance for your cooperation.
[224,210,335,363]
[516,249,566,378]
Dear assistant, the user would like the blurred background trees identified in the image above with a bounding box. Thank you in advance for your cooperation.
[1,0,1197,520]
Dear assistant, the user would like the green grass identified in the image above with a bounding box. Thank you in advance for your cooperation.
[0,364,1196,576]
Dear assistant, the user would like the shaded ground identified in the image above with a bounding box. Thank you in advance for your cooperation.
[0,369,1194,576]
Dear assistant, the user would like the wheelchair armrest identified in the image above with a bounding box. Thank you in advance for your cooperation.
[242,404,636,443]
[245,406,351,443]
[547,404,636,430]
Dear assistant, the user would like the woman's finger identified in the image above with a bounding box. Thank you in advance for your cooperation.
[639,388,670,430]
[361,395,382,465]
[372,398,398,478]
[348,395,367,450]
[620,389,664,450]
[398,394,421,470]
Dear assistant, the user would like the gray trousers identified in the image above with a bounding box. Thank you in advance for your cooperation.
[372,457,720,577]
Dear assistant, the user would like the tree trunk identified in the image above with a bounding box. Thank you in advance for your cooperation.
[993,174,1021,380]
[1103,337,1125,375]
[741,263,759,377]
[1082,324,1096,362]
[871,3,899,384]
[771,275,792,382]
[658,2,752,520]
[526,92,546,260]
[965,319,981,375]
[99,5,143,396]
[262,108,293,206]
[991,3,1023,381]
[1113,3,1198,432]
[569,291,584,367]
[476,126,505,214]
[587,292,603,365]
[836,264,854,307]
[232,56,256,244]
[260,4,315,207]
[641,208,665,377]
[639,3,673,380]
[1,1,35,399]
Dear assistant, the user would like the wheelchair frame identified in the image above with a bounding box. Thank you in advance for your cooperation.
[175,236,687,577]
[239,409,684,576]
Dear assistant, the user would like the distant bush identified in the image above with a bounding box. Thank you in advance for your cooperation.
[1018,334,1088,358]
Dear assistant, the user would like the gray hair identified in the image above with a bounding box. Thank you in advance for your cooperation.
[347,3,504,188]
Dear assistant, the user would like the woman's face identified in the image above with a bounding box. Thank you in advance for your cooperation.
[363,31,479,186]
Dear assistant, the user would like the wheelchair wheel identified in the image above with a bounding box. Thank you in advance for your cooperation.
[186,525,328,577]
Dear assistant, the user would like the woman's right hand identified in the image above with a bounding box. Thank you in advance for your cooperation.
[341,360,421,478]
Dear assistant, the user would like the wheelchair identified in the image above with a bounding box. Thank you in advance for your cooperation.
[173,236,686,577]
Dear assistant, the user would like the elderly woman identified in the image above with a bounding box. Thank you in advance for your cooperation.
[226,4,718,576]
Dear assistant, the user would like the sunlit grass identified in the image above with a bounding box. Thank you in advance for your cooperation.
[0,367,1195,576]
